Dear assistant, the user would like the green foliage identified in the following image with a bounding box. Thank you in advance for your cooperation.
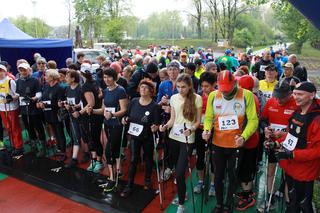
[10,16,49,38]
[142,11,184,40]
[233,28,253,48]
[74,0,106,38]
[233,13,275,47]
[120,39,217,50]
[272,0,310,53]
[103,18,125,43]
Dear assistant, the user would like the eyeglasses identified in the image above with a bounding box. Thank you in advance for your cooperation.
[38,62,46,65]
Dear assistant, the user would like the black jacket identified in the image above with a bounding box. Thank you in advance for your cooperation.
[293,62,308,82]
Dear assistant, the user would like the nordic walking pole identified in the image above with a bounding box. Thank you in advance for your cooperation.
[153,131,163,210]
[264,147,269,213]
[201,142,209,213]
[115,124,125,190]
[267,163,278,212]
[184,123,195,213]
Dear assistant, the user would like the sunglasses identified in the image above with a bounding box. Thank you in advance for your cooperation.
[38,62,46,65]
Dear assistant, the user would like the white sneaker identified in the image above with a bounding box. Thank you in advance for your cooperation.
[176,205,185,213]
[257,201,276,212]
[161,168,172,182]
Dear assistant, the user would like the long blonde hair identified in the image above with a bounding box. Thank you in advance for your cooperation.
[177,73,196,122]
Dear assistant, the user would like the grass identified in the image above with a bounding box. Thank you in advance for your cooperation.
[297,42,320,58]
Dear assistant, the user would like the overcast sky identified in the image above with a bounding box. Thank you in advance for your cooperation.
[0,0,190,26]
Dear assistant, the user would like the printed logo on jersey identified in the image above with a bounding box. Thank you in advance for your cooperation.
[233,102,243,114]
[269,107,278,112]
[284,109,294,115]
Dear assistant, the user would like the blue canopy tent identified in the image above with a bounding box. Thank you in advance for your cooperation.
[289,0,320,30]
[0,18,73,74]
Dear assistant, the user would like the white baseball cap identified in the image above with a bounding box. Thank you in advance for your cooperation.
[18,62,31,70]
[0,64,7,72]
[80,63,92,73]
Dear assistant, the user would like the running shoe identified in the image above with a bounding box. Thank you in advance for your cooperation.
[12,148,24,157]
[103,180,116,193]
[87,161,96,172]
[171,194,188,205]
[208,184,216,197]
[93,161,103,173]
[236,197,256,211]
[193,181,204,194]
[176,205,185,213]
[257,198,276,212]
[161,167,172,182]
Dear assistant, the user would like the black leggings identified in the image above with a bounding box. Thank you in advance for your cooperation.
[105,125,123,165]
[171,139,193,205]
[127,137,154,187]
[0,115,3,141]
[213,145,243,207]
[286,174,314,213]
[80,115,103,157]
[195,128,215,173]
[49,121,66,153]
[22,114,46,142]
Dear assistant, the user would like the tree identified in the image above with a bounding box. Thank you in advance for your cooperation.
[186,0,203,39]
[10,16,49,38]
[103,18,125,43]
[205,0,255,43]
[74,0,108,46]
[233,28,253,48]
[272,0,310,53]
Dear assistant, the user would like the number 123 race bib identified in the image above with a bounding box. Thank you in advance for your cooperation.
[218,115,239,131]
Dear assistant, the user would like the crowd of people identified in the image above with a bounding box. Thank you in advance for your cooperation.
[0,45,319,213]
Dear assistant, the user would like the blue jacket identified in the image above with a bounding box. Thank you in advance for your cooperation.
[156,80,178,103]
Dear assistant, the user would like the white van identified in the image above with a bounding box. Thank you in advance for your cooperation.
[93,42,117,50]
[73,48,109,64]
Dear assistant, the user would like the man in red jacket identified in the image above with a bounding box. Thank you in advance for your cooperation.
[259,81,297,212]
[275,81,320,213]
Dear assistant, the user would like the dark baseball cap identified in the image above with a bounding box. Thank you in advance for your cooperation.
[273,81,292,99]
[265,63,276,71]
[294,81,317,93]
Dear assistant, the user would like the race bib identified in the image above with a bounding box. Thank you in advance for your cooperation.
[19,97,27,106]
[42,100,52,111]
[105,107,116,113]
[263,92,272,100]
[260,65,267,72]
[282,133,298,151]
[218,115,239,131]
[128,122,144,136]
[67,97,76,105]
[172,124,185,137]
[270,123,287,132]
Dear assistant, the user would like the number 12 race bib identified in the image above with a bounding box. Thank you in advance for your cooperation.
[128,122,144,136]
[282,133,298,151]
[218,115,239,131]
